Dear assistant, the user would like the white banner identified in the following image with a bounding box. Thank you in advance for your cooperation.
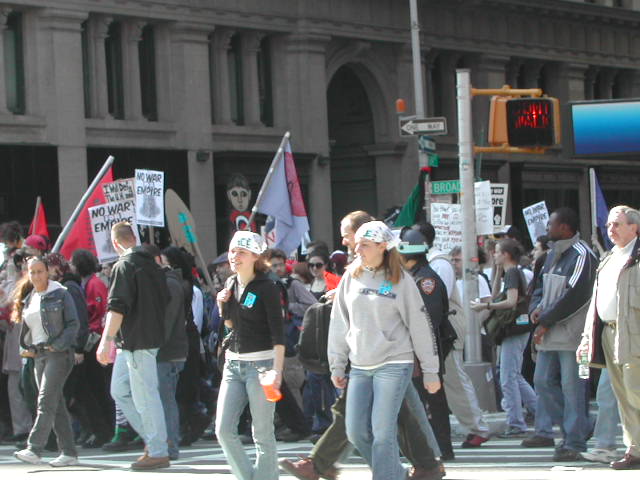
[523,201,549,244]
[431,202,463,253]
[89,199,140,264]
[102,178,135,203]
[474,181,493,236]
[135,169,165,227]
[491,183,509,233]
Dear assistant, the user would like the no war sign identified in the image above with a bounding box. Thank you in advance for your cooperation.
[89,199,140,263]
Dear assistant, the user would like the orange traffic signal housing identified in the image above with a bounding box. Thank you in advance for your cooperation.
[488,96,561,148]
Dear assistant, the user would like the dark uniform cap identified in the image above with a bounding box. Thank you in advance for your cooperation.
[397,228,429,255]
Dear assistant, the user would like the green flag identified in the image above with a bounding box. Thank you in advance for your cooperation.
[394,170,426,227]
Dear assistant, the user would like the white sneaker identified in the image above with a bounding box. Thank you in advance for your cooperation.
[14,449,42,464]
[581,448,618,463]
[49,455,79,467]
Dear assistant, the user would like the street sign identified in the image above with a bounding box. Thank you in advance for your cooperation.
[428,153,439,167]
[418,135,436,153]
[431,179,460,195]
[400,117,447,137]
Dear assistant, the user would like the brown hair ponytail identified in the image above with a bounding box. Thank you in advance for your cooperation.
[11,275,33,324]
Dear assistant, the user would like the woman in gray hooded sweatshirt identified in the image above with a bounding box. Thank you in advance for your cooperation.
[328,221,441,480]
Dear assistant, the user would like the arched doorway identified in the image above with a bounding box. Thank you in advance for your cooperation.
[327,65,376,244]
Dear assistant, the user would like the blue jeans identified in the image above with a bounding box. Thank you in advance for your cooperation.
[303,372,337,433]
[533,350,589,451]
[500,333,537,431]
[594,369,621,450]
[215,359,277,480]
[157,360,185,459]
[346,363,413,480]
[111,349,168,457]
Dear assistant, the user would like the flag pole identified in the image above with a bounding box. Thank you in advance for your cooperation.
[589,168,597,241]
[52,156,115,253]
[31,196,42,235]
[247,131,290,229]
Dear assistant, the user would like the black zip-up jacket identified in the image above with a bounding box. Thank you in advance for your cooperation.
[157,267,188,362]
[108,247,169,351]
[222,272,285,354]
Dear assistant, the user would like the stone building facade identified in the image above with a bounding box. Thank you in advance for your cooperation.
[1,0,639,259]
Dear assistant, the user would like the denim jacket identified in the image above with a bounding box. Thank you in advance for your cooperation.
[20,284,79,353]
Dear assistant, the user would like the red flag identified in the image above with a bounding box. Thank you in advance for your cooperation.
[28,198,50,239]
[60,168,114,260]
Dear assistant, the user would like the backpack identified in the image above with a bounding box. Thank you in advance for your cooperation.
[297,296,332,374]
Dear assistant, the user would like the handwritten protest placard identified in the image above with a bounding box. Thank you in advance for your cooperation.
[523,201,549,244]
[102,178,135,203]
[135,169,165,227]
[431,202,463,253]
[491,183,509,232]
[475,181,493,236]
[89,199,140,263]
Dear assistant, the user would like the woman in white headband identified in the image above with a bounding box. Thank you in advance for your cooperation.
[215,231,284,480]
[327,221,441,480]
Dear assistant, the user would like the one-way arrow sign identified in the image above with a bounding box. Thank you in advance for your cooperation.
[399,116,447,137]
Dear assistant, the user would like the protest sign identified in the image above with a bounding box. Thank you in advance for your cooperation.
[475,181,493,235]
[89,199,140,263]
[102,178,135,203]
[491,183,509,233]
[431,202,463,253]
[523,201,549,244]
[135,169,165,227]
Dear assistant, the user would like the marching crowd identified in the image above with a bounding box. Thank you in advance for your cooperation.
[0,203,639,479]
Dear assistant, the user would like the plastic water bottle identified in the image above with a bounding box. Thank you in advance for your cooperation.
[578,352,590,380]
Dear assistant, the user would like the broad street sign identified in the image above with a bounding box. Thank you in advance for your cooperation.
[400,116,447,137]
[431,179,460,195]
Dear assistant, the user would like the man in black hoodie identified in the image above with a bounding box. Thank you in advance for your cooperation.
[97,222,169,470]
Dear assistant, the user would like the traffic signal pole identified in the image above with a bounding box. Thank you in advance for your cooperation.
[409,0,431,220]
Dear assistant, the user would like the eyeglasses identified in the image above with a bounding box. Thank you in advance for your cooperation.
[308,262,325,269]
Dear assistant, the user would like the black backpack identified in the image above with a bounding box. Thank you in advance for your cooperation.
[297,296,332,375]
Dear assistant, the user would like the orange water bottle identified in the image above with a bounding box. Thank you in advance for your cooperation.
[259,369,282,402]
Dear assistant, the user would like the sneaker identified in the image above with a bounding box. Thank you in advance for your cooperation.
[497,426,527,438]
[130,455,170,470]
[553,447,583,462]
[14,449,42,465]
[461,434,489,448]
[49,455,79,467]
[581,448,619,464]
[521,435,555,448]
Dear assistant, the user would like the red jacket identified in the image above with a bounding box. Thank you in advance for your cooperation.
[324,271,341,291]
[85,274,108,334]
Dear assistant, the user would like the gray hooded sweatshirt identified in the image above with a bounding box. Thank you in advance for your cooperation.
[328,266,439,384]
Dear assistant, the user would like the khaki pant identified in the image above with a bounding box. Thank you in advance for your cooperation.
[602,325,640,456]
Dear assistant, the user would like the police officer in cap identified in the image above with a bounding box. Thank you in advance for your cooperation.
[398,225,457,460]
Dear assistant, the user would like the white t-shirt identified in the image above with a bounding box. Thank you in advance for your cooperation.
[192,286,204,333]
[596,238,635,321]
[428,250,456,299]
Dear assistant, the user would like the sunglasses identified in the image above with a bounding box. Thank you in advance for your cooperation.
[308,262,325,269]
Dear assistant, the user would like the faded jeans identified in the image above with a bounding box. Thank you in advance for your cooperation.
[346,363,413,480]
[111,349,168,457]
[157,360,185,459]
[28,350,76,457]
[215,359,278,480]
[500,332,537,431]
[533,350,589,452]
[594,368,621,450]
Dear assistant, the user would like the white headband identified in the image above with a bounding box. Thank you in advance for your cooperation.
[229,231,265,255]
[355,221,400,251]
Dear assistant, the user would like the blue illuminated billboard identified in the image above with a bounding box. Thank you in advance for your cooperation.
[570,99,640,157]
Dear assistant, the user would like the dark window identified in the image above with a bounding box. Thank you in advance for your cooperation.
[4,12,25,114]
[257,36,273,127]
[227,34,244,126]
[105,22,124,119]
[139,24,157,121]
[81,21,91,118]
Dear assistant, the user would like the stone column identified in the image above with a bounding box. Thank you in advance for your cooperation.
[211,28,234,125]
[285,33,333,245]
[241,31,263,127]
[40,8,89,221]
[88,15,112,119]
[171,22,217,260]
[122,20,145,121]
[0,8,11,115]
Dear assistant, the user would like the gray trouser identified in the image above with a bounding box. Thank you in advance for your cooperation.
[443,349,489,436]
[8,370,33,435]
[28,350,76,457]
